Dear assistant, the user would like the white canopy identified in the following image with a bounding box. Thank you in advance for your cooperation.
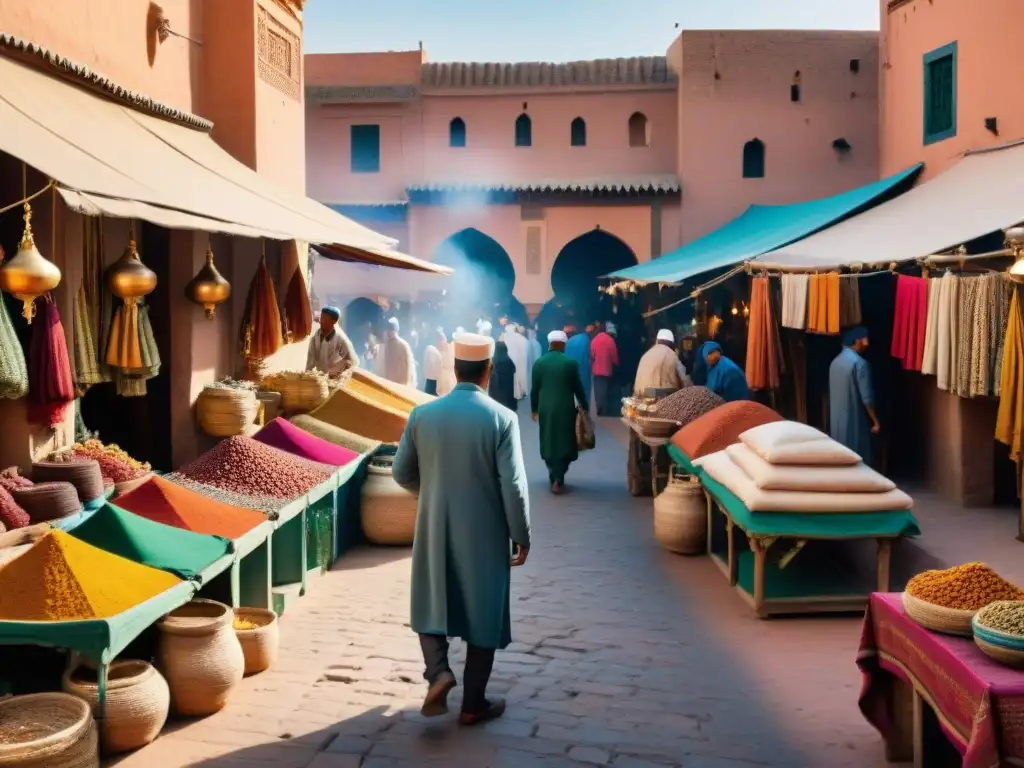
[755,140,1024,270]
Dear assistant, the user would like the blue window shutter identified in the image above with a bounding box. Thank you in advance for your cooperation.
[923,42,957,145]
[351,125,381,173]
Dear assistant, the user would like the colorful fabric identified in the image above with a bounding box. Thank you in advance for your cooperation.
[838,276,863,328]
[996,287,1024,462]
[745,276,782,391]
[890,275,929,372]
[807,272,840,334]
[858,593,1024,768]
[992,275,1013,396]
[921,277,941,376]
[780,274,808,330]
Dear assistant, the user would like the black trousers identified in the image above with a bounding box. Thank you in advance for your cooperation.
[419,634,495,715]
[593,375,616,416]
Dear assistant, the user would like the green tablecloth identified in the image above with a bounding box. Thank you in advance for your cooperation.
[667,444,920,539]
[68,503,232,579]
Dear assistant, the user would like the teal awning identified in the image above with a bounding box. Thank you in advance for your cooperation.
[606,164,922,284]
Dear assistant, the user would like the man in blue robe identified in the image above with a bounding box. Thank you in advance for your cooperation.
[565,325,592,410]
[702,341,750,402]
[393,332,531,726]
[828,326,880,465]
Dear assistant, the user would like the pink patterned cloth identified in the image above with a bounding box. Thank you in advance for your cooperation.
[857,592,1024,768]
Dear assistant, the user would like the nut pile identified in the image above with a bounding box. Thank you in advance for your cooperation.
[54,440,151,483]
[906,563,1024,611]
[176,436,333,499]
[654,386,725,426]
[975,601,1024,637]
[163,475,286,515]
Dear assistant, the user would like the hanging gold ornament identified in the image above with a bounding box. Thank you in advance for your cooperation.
[106,226,157,303]
[0,203,62,323]
[185,245,231,319]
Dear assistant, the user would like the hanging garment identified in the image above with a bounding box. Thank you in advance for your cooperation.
[745,277,782,390]
[284,268,313,343]
[838,276,862,328]
[967,275,994,398]
[935,273,959,392]
[27,300,75,428]
[116,304,161,397]
[780,274,809,330]
[106,299,143,370]
[806,273,840,334]
[890,275,929,372]
[992,275,1013,396]
[995,287,1024,462]
[0,293,28,400]
[239,258,284,360]
[921,277,941,376]
[73,282,103,389]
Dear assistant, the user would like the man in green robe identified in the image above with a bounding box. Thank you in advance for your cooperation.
[393,331,531,726]
[531,330,589,494]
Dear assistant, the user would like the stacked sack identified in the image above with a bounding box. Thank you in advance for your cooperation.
[693,421,913,513]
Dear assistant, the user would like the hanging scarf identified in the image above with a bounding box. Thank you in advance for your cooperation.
[240,257,283,360]
[996,287,1024,463]
[73,282,103,389]
[115,303,161,397]
[745,276,782,390]
[106,298,143,370]
[0,290,28,401]
[992,274,1013,396]
[27,299,74,428]
[284,267,313,342]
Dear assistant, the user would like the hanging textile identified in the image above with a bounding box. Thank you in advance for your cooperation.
[890,275,928,372]
[935,272,960,392]
[995,287,1024,463]
[0,292,28,400]
[73,219,105,390]
[72,283,102,389]
[921,278,940,376]
[967,275,994,398]
[27,299,74,428]
[745,276,782,390]
[838,276,862,328]
[992,275,1012,396]
[284,267,313,343]
[239,257,284,361]
[115,303,161,397]
[105,297,143,370]
[806,273,840,334]
[780,274,808,329]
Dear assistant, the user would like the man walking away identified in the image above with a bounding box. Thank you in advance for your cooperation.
[633,329,690,396]
[565,325,593,414]
[591,322,620,416]
[532,330,589,494]
[829,326,880,466]
[378,317,417,388]
[305,306,359,376]
[393,332,531,725]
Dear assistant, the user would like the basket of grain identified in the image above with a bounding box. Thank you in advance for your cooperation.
[972,602,1024,668]
[902,562,1024,637]
[255,390,283,425]
[156,599,245,716]
[62,660,169,754]
[261,371,329,416]
[0,692,99,768]
[233,608,279,675]
[196,384,259,438]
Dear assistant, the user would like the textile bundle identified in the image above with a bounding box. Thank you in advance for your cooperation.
[838,277,862,328]
[115,304,161,397]
[806,273,840,334]
[745,276,782,390]
[27,299,75,428]
[73,218,107,389]
[0,293,28,400]
[996,287,1024,463]
[890,275,928,372]
[240,257,284,361]
[780,274,808,330]
[284,267,313,342]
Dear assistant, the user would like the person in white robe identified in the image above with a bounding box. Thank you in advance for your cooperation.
[502,322,530,401]
[438,331,457,396]
[305,306,359,376]
[377,317,417,388]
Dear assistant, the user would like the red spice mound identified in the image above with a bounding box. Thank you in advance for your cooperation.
[253,418,359,467]
[177,436,333,499]
[671,400,783,461]
[0,486,29,530]
[117,475,267,539]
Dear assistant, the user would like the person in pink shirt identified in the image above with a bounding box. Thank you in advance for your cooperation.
[590,322,620,416]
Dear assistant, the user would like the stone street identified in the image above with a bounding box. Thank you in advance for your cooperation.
[115,417,891,768]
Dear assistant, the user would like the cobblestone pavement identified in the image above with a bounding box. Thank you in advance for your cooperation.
[115,417,894,768]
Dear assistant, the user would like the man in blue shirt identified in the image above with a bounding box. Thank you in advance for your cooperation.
[829,326,881,465]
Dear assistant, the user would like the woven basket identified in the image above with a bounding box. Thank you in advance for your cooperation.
[156,599,244,716]
[196,386,259,438]
[113,472,153,498]
[974,636,1024,668]
[12,482,82,523]
[0,692,99,768]
[261,373,329,416]
[653,468,706,555]
[361,456,417,545]
[233,608,279,676]
[62,660,169,754]
[256,390,283,425]
[902,591,977,636]
[31,461,104,505]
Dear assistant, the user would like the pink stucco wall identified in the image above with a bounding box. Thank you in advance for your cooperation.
[306,50,424,87]
[880,0,1024,181]
[672,30,880,243]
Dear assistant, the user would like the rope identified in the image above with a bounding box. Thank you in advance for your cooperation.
[0,180,56,216]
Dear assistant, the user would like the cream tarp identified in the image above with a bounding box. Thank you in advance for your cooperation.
[0,53,450,275]
[755,140,1024,270]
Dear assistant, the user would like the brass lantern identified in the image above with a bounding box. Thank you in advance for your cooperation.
[185,245,231,319]
[0,203,62,323]
[106,233,157,302]
[1006,225,1024,279]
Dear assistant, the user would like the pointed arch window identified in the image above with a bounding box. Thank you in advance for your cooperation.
[515,113,532,147]
[570,117,587,147]
[742,139,765,178]
[628,112,649,147]
[449,117,466,147]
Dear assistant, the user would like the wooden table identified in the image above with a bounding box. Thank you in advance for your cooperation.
[622,417,674,497]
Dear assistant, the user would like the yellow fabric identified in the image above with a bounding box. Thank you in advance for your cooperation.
[806,273,841,335]
[105,302,143,369]
[996,289,1024,462]
[826,272,841,334]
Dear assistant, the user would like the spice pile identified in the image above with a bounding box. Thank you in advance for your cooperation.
[655,386,725,425]
[117,475,267,539]
[162,475,287,515]
[253,418,359,467]
[53,440,151,483]
[0,530,181,621]
[290,415,381,455]
[906,563,1024,611]
[234,616,259,631]
[176,436,333,499]
[975,601,1024,637]
[671,400,783,461]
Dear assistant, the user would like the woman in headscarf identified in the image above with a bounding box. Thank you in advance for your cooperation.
[488,339,518,411]
[702,341,750,402]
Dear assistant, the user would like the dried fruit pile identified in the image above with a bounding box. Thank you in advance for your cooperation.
[0,468,31,530]
[975,601,1024,637]
[56,440,151,483]
[906,563,1024,611]
[176,436,333,499]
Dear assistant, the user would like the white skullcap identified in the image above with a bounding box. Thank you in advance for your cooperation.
[548,330,568,345]
[388,317,400,330]
[657,329,674,343]
[452,332,495,362]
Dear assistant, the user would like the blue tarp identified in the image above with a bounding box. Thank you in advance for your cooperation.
[606,164,923,284]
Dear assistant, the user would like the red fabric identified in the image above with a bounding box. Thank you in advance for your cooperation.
[27,300,74,427]
[590,332,619,377]
[890,276,929,371]
[253,418,360,466]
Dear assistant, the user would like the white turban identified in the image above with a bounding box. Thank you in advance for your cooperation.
[547,330,568,345]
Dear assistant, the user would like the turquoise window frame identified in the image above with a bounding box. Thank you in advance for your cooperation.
[923,41,957,145]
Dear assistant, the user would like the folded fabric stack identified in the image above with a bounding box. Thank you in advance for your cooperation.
[693,421,913,513]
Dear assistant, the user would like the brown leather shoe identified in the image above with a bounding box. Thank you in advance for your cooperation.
[420,670,456,717]
[459,698,506,726]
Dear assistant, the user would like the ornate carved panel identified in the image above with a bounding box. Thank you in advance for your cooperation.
[257,5,302,100]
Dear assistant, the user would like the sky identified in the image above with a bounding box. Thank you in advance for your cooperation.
[304,0,880,62]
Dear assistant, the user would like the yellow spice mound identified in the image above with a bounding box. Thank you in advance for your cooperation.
[0,530,181,621]
[344,378,415,414]
[233,617,259,630]
[310,387,408,443]
[352,368,435,407]
[906,562,1024,611]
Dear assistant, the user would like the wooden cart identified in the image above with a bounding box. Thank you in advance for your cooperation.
[622,417,675,497]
